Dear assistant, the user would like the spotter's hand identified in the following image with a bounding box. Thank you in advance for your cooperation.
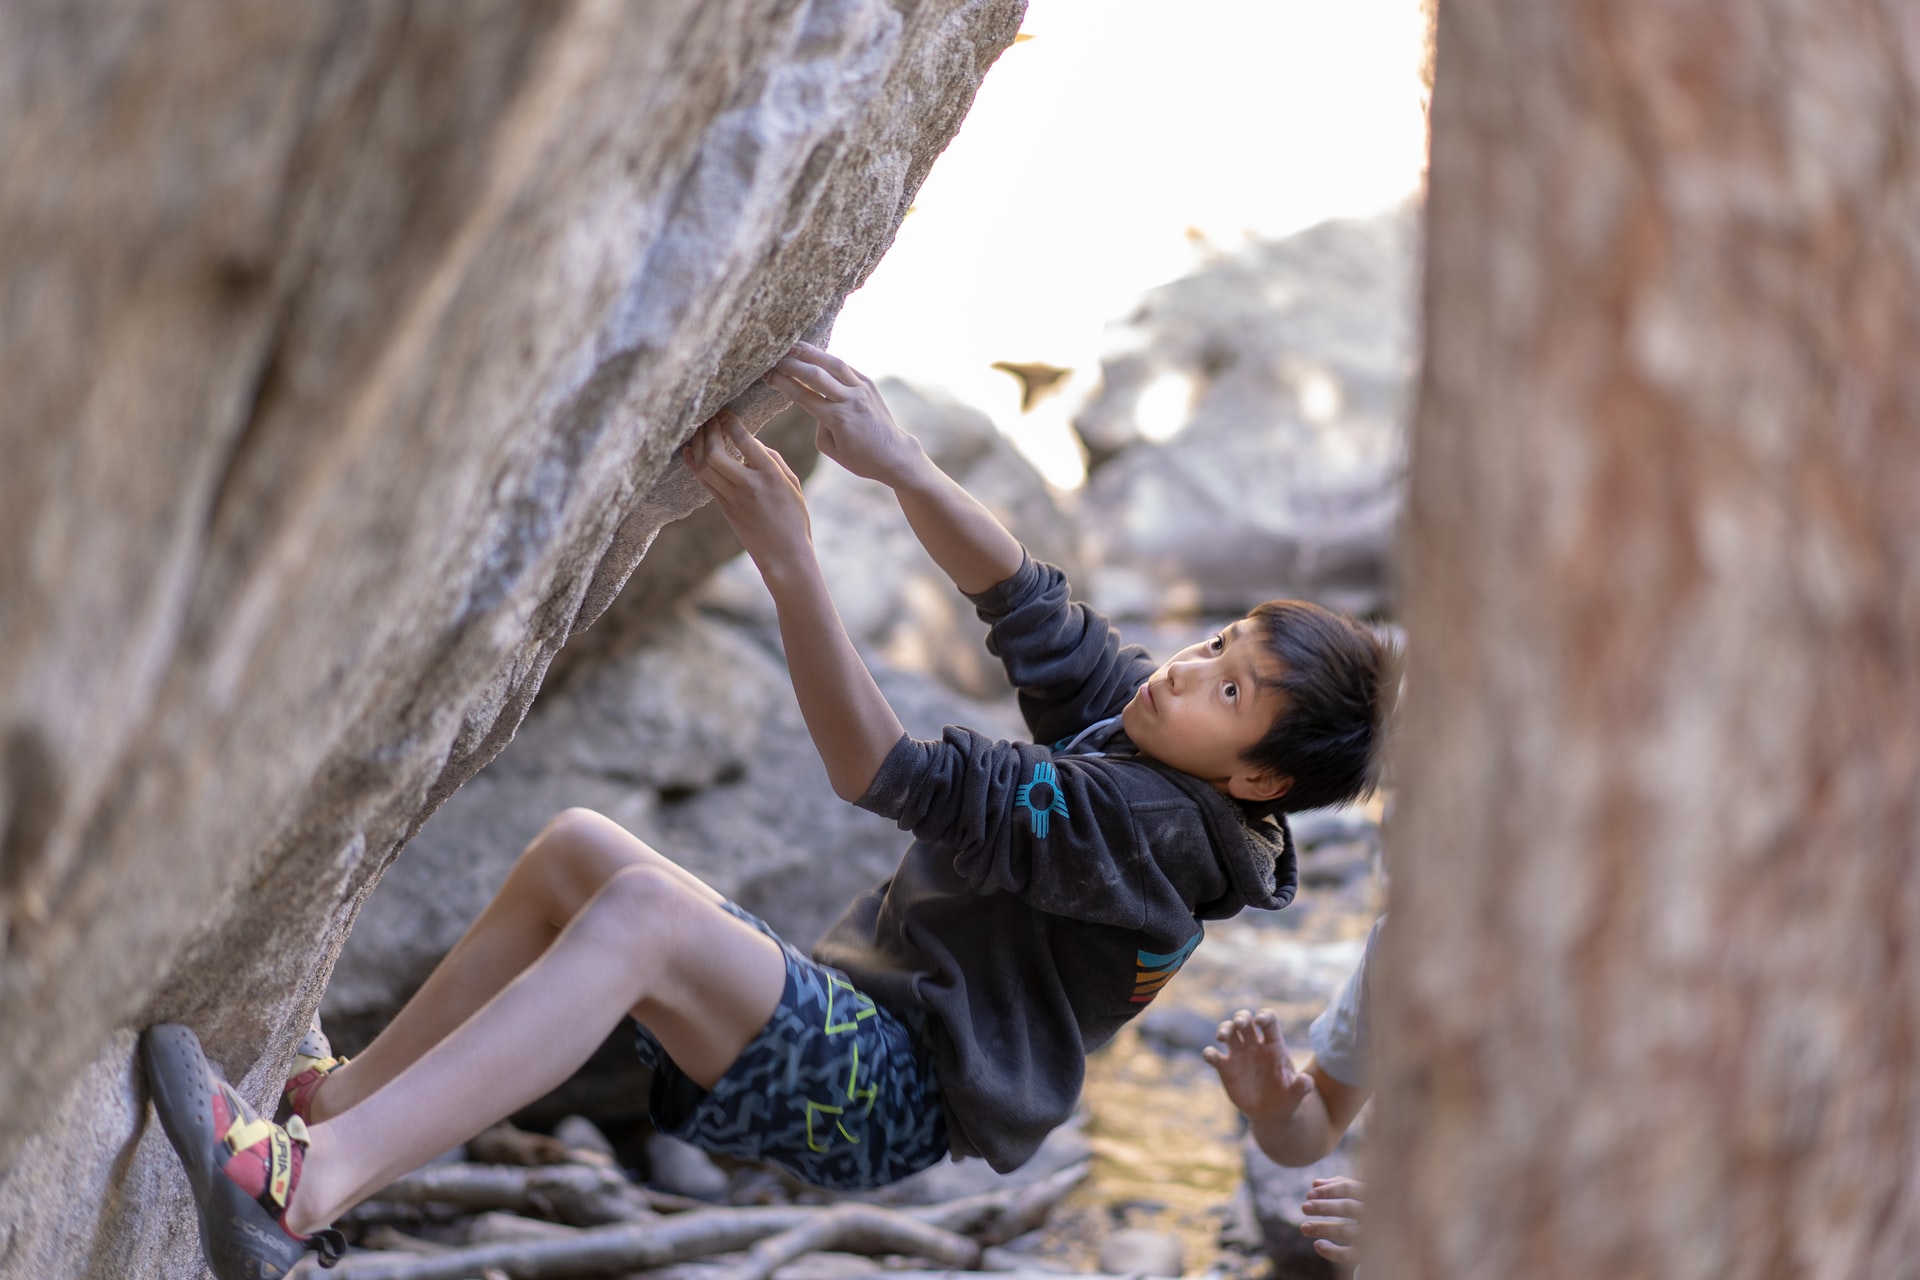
[1301,1175,1366,1268]
[1204,1008,1316,1125]
[683,410,812,574]
[762,342,923,485]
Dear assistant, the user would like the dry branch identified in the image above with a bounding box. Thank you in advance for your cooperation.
[469,1124,594,1168]
[323,1165,1090,1280]
[974,1251,1077,1274]
[908,1162,1090,1244]
[357,1161,655,1226]
[323,1207,823,1280]
[727,1204,979,1280]
[465,1212,588,1245]
[356,1226,452,1256]
[324,1157,1091,1280]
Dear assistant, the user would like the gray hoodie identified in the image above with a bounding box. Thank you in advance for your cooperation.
[813,555,1296,1172]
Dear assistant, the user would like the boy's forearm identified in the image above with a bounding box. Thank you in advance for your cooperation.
[1248,1093,1340,1167]
[759,551,905,802]
[887,448,1025,596]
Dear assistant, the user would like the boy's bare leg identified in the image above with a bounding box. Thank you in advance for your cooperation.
[283,853,786,1232]
[309,808,736,1122]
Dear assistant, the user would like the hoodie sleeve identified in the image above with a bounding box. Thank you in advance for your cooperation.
[856,727,1176,925]
[966,554,1158,747]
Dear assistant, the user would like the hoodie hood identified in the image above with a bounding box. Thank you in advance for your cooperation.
[1150,760,1297,916]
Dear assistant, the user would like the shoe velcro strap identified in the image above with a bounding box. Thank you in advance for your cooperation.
[223,1112,279,1156]
[265,1127,294,1209]
[291,1057,349,1095]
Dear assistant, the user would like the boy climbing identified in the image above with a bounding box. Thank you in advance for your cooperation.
[143,342,1395,1278]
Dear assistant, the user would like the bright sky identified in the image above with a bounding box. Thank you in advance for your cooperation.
[832,0,1430,486]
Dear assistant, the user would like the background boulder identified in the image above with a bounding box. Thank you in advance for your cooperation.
[1072,209,1418,620]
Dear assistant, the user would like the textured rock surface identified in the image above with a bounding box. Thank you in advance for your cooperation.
[1073,209,1417,619]
[0,1,1024,1274]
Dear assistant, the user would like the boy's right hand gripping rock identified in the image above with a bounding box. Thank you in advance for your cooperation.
[762,341,924,486]
[683,410,814,577]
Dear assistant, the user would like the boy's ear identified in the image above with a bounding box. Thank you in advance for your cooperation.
[1227,770,1292,804]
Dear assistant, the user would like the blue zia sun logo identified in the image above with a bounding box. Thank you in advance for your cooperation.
[1016,760,1070,838]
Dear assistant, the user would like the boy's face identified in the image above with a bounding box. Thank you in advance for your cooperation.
[1120,618,1292,803]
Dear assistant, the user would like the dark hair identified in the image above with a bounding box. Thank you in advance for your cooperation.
[1240,600,1397,816]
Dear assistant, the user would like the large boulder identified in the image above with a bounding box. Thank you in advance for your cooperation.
[1072,208,1418,620]
[0,1,1026,1274]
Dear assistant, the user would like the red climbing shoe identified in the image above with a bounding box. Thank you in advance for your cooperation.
[142,1023,347,1278]
[282,1015,346,1124]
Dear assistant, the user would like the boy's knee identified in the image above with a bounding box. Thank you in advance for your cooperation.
[517,809,601,878]
[574,865,698,956]
[531,806,663,872]
[516,808,658,914]
[536,807,612,849]
[595,867,702,924]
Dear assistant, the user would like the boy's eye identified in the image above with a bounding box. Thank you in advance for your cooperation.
[1224,681,1239,701]
[1208,634,1225,654]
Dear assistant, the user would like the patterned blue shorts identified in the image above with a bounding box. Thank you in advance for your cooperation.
[633,902,949,1190]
